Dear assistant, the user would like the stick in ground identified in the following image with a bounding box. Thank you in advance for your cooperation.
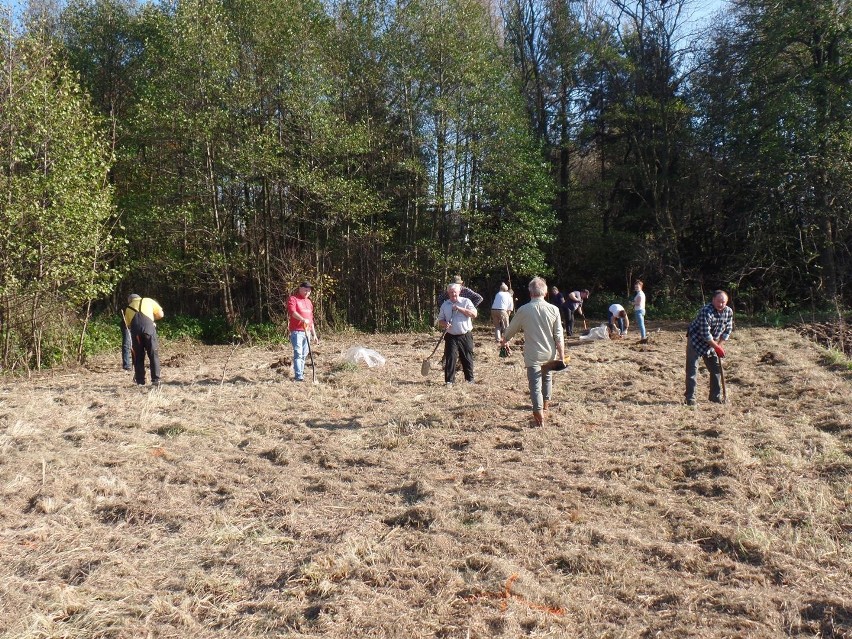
[304,322,318,384]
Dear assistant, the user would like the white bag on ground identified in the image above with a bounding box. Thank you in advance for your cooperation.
[341,345,386,368]
[580,324,610,341]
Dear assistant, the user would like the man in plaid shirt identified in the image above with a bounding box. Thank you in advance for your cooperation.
[685,290,733,406]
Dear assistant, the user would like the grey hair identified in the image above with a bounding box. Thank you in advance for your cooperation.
[499,283,508,292]
[529,277,547,297]
[127,293,141,302]
[446,283,462,294]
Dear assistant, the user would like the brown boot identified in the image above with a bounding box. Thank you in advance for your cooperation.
[531,410,544,427]
[543,399,550,411]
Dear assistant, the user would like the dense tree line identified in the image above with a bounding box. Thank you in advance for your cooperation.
[1,0,850,368]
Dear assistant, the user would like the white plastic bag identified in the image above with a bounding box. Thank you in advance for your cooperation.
[579,324,610,341]
[341,345,386,368]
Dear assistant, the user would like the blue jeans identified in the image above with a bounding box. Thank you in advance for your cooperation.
[608,312,626,335]
[635,308,646,339]
[526,365,553,411]
[290,331,308,380]
[685,342,723,403]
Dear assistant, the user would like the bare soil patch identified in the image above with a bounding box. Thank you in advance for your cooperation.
[794,319,852,358]
[1,322,851,638]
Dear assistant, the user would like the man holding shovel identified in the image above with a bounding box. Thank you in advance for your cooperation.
[685,290,733,406]
[565,289,589,337]
[287,281,319,382]
[437,283,477,385]
[500,277,565,427]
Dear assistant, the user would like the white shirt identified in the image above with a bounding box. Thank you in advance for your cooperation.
[633,290,645,310]
[492,291,514,311]
[438,297,476,335]
[609,303,626,315]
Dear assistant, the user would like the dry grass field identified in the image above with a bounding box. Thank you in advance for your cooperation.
[1,321,851,638]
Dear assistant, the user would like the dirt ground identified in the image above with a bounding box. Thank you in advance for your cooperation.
[1,320,851,638]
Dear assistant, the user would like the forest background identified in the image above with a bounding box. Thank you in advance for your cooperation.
[1,0,850,370]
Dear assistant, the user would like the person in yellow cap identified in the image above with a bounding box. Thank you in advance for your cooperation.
[124,294,164,386]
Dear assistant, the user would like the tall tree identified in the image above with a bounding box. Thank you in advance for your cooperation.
[0,24,121,368]
[696,0,852,306]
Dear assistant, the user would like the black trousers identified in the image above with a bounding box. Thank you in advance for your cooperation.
[565,307,575,336]
[130,314,161,385]
[443,332,474,383]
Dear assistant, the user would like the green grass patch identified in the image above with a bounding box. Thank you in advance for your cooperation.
[821,348,852,371]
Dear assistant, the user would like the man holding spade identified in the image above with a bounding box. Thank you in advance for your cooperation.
[685,290,733,406]
[501,277,566,427]
[287,281,319,382]
[437,283,478,385]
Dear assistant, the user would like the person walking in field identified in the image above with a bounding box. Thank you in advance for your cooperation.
[438,282,478,385]
[685,290,733,406]
[565,289,589,337]
[500,277,566,427]
[124,294,164,386]
[633,280,647,343]
[607,303,629,338]
[490,282,514,342]
[287,281,319,382]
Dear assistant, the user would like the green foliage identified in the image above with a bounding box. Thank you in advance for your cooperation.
[81,315,122,356]
[157,316,222,344]
[823,348,852,371]
[5,0,845,346]
[0,24,123,369]
[245,322,287,345]
[694,0,852,307]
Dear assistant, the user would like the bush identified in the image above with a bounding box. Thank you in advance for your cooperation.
[81,315,122,356]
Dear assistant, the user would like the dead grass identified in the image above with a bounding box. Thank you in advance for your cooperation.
[1,322,851,638]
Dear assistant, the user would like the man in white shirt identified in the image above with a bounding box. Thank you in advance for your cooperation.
[608,303,629,338]
[490,283,514,342]
[437,283,478,385]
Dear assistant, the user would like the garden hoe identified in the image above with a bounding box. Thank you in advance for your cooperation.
[718,353,727,403]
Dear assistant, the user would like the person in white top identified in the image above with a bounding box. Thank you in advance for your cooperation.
[607,303,629,338]
[490,283,514,342]
[437,283,478,385]
[633,280,647,342]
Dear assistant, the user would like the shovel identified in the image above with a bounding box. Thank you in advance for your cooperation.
[421,309,454,376]
[421,330,447,376]
[717,354,727,403]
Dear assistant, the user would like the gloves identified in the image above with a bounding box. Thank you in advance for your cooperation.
[713,344,726,358]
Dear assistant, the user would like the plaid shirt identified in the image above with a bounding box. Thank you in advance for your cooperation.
[688,302,733,356]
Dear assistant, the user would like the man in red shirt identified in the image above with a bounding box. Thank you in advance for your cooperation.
[287,281,319,382]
